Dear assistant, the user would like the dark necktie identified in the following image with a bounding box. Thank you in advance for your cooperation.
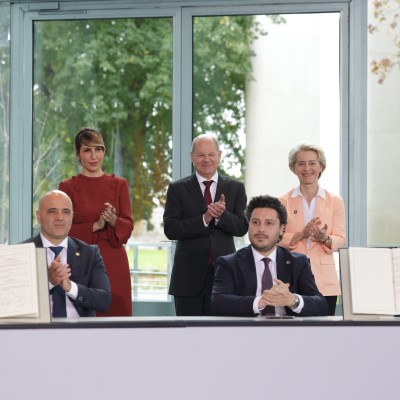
[203,180,214,264]
[261,257,275,316]
[203,180,213,206]
[49,246,67,317]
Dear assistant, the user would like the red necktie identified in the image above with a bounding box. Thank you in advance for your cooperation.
[203,180,213,206]
[203,180,214,264]
[261,257,275,316]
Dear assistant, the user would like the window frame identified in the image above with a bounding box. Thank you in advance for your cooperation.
[9,0,367,250]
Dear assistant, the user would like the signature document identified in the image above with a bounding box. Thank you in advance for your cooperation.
[0,243,39,318]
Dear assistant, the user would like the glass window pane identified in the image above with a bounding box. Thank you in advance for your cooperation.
[193,13,342,302]
[193,13,340,213]
[33,17,173,301]
[0,3,10,244]
[367,0,400,246]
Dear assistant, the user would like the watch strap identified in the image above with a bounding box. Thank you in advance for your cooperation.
[289,294,300,310]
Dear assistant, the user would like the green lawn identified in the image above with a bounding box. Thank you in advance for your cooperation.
[127,247,168,272]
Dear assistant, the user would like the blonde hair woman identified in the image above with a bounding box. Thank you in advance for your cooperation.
[279,143,346,315]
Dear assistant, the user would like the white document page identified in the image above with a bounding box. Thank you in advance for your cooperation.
[0,243,39,318]
[349,247,396,315]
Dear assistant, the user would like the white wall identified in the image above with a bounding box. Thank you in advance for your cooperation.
[245,13,340,201]
[367,2,400,246]
[1,322,399,400]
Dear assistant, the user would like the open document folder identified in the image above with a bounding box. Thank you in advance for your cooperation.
[0,243,50,323]
[339,247,400,318]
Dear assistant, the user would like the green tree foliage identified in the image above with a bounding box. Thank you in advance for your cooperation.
[193,15,284,177]
[33,15,284,229]
[34,18,173,227]
[194,16,258,177]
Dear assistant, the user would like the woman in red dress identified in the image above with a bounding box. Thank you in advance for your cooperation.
[59,128,133,316]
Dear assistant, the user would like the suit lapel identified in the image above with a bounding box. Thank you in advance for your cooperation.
[186,173,207,211]
[283,193,303,226]
[276,246,292,283]
[215,173,227,202]
[238,246,257,294]
[314,191,330,220]
[314,192,325,219]
[33,234,43,247]
[67,238,81,282]
[293,195,305,224]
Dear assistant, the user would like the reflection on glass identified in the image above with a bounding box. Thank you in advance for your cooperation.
[33,18,173,301]
[0,4,10,244]
[367,0,400,246]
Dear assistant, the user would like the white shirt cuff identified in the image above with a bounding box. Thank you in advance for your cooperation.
[253,295,263,314]
[66,281,78,300]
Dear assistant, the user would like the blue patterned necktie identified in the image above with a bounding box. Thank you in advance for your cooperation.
[49,246,67,317]
[261,257,275,316]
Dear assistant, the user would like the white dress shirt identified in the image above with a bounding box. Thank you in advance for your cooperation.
[251,246,304,315]
[196,171,219,227]
[291,186,326,251]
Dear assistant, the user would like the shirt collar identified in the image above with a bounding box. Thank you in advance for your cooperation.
[195,171,219,185]
[251,246,277,265]
[40,233,69,249]
[291,186,326,200]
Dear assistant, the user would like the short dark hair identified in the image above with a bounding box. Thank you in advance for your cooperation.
[245,195,287,226]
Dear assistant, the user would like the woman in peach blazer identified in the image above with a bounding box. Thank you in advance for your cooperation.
[279,143,346,315]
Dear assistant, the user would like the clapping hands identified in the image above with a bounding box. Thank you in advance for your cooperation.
[305,217,328,242]
[93,202,117,231]
[204,194,226,224]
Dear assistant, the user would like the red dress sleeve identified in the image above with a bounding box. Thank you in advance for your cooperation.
[107,177,134,248]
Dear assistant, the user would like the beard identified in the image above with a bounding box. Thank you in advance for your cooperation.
[250,234,278,254]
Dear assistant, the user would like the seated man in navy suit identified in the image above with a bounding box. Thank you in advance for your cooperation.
[212,195,328,317]
[23,190,111,317]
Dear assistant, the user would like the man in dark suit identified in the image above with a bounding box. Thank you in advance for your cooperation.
[212,195,328,317]
[22,190,111,317]
[164,133,248,316]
